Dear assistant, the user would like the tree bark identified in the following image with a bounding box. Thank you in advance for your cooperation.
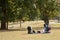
[1,20,6,30]
[6,21,8,29]
[44,19,49,25]
[1,0,7,30]
[44,19,49,27]
[20,21,21,28]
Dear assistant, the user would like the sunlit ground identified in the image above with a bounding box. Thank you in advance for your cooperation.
[8,20,60,29]
[0,20,60,40]
[0,29,60,40]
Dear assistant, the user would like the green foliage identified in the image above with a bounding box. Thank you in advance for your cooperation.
[0,0,60,29]
[0,0,59,21]
[36,0,59,20]
[7,0,17,22]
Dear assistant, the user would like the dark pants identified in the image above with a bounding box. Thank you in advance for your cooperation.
[28,30,31,34]
[45,27,50,33]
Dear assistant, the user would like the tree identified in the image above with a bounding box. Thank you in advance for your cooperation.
[0,0,8,30]
[36,0,59,26]
[0,0,17,30]
[16,0,38,28]
[0,0,59,30]
[15,0,26,28]
[23,0,38,21]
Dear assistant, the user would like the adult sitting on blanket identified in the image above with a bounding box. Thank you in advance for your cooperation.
[43,24,51,33]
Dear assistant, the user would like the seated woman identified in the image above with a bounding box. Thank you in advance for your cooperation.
[45,25,51,33]
[46,27,51,33]
[41,24,51,33]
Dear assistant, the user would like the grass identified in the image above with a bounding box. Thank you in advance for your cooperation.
[0,20,60,40]
[0,29,60,40]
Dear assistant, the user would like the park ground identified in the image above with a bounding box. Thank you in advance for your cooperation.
[0,20,60,40]
[0,29,60,40]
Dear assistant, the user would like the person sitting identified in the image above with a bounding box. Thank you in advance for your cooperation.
[27,26,32,34]
[46,27,51,33]
[44,24,51,33]
[41,24,51,33]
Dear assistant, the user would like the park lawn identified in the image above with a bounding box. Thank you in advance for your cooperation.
[0,20,60,40]
[8,20,60,29]
[0,29,60,40]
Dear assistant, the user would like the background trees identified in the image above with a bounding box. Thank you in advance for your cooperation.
[36,0,59,26]
[0,0,17,30]
[0,0,60,30]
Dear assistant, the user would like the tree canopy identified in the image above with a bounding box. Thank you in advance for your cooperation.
[0,0,60,29]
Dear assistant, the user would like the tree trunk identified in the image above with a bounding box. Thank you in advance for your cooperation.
[6,21,8,29]
[44,19,49,27]
[20,21,21,28]
[1,0,7,30]
[1,20,6,30]
[44,12,49,27]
